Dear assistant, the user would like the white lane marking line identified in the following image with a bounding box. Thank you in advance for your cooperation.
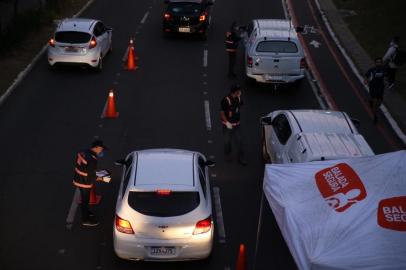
[204,100,212,131]
[208,140,213,144]
[305,70,327,109]
[209,155,215,159]
[211,174,217,177]
[141,11,150,24]
[314,0,406,144]
[224,267,230,270]
[203,91,208,95]
[122,46,129,62]
[213,187,226,243]
[203,49,208,67]
[66,188,80,230]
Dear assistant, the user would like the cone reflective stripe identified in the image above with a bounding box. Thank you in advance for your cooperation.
[103,89,119,118]
[236,244,246,270]
[125,38,138,70]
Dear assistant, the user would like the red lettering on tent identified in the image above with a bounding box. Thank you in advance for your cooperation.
[378,196,406,231]
[315,163,367,212]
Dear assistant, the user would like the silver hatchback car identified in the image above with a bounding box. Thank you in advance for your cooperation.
[47,18,112,70]
[113,149,214,261]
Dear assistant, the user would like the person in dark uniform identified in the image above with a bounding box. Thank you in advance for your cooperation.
[73,140,108,226]
[225,22,241,77]
[220,84,247,165]
[364,57,386,123]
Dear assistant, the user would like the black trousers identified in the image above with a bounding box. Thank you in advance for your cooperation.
[228,51,236,75]
[386,67,397,85]
[223,125,245,158]
[79,187,91,222]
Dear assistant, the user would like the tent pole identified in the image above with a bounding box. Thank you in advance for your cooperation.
[253,190,265,270]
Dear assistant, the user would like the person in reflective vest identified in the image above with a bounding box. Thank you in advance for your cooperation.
[225,21,241,77]
[73,139,107,226]
[220,84,247,165]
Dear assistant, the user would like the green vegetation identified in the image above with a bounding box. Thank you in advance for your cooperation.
[333,0,406,99]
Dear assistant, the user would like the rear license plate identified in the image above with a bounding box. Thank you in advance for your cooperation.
[178,27,190,33]
[150,247,176,256]
[266,74,283,81]
[65,47,78,52]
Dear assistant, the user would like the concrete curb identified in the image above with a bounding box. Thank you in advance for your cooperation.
[0,0,96,107]
[314,0,406,145]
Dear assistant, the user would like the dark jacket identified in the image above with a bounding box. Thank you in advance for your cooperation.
[225,31,240,52]
[73,149,98,189]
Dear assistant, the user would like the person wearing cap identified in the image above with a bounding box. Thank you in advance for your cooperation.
[220,84,247,165]
[72,139,107,227]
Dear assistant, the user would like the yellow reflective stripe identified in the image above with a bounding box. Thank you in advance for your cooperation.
[75,167,88,177]
[72,180,93,189]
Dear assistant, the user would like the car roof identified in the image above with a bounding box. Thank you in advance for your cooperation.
[291,132,374,163]
[57,18,98,33]
[257,29,298,40]
[133,149,196,190]
[256,19,292,30]
[282,110,356,134]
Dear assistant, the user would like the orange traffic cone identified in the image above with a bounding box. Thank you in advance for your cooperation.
[103,89,119,118]
[78,185,101,205]
[125,38,138,70]
[88,185,101,205]
[236,244,247,270]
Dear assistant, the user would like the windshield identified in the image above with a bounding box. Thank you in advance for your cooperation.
[55,31,91,44]
[256,40,298,53]
[128,191,200,217]
[168,3,201,15]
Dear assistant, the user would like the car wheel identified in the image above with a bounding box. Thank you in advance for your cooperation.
[95,56,102,72]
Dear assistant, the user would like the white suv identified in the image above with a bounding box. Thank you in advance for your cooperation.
[47,18,112,70]
[113,149,214,261]
[261,110,374,163]
[243,19,305,84]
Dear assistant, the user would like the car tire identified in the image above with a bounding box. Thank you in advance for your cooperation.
[95,56,102,72]
[261,127,271,163]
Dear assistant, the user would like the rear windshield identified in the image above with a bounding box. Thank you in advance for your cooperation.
[256,41,298,53]
[55,31,91,44]
[168,3,201,15]
[128,191,200,217]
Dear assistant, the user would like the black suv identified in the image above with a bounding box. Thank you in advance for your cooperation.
[163,0,213,39]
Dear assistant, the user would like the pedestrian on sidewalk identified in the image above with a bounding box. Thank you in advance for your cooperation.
[364,57,386,124]
[220,84,247,165]
[72,139,108,227]
[383,36,402,89]
[225,22,241,78]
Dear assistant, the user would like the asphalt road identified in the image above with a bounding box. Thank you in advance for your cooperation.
[0,0,402,270]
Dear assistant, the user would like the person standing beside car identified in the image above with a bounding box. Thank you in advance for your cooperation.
[383,36,404,89]
[220,84,247,165]
[225,22,241,78]
[364,57,386,123]
[73,140,108,227]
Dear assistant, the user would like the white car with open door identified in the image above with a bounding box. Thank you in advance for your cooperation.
[113,149,214,261]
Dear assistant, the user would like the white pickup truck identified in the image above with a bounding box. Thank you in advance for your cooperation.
[243,19,305,84]
[261,110,374,163]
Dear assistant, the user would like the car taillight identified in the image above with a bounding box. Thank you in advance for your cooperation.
[49,38,55,47]
[157,189,171,196]
[300,57,306,69]
[115,215,134,234]
[247,56,253,68]
[89,37,97,49]
[199,12,207,22]
[164,13,171,20]
[193,216,212,235]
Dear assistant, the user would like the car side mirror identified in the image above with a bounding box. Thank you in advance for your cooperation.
[115,159,127,166]
[350,118,361,129]
[295,26,304,33]
[106,26,113,31]
[205,160,215,167]
[261,116,273,125]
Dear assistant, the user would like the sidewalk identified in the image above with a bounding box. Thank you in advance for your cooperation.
[316,0,406,143]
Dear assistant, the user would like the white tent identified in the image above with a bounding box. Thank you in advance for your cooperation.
[263,150,406,270]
